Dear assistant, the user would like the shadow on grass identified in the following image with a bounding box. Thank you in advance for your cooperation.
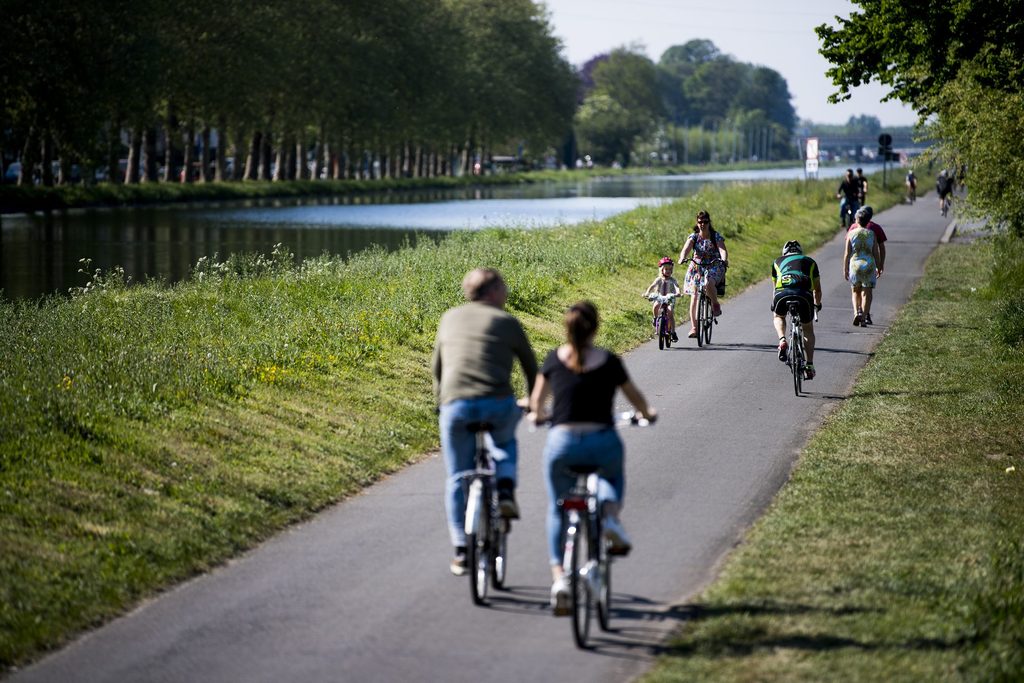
[660,600,970,658]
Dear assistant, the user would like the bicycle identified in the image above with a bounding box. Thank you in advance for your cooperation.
[682,258,723,347]
[556,412,650,648]
[783,300,818,396]
[940,194,952,218]
[906,182,916,204]
[646,293,677,350]
[462,422,511,605]
[839,199,856,228]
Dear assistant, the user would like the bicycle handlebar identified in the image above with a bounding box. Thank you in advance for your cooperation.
[527,410,656,431]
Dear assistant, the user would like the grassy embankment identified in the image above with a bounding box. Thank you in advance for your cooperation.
[645,234,1024,681]
[0,175,899,670]
[0,161,797,214]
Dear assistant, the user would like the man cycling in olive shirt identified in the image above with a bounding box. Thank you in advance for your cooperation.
[432,267,538,575]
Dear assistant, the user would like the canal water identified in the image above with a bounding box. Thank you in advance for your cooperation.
[0,164,878,300]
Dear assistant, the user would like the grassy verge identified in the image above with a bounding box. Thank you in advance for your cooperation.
[0,161,802,214]
[0,175,900,670]
[644,239,1024,682]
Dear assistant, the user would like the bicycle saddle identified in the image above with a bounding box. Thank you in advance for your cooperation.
[465,421,494,434]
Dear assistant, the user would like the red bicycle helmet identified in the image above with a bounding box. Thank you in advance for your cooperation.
[658,257,673,266]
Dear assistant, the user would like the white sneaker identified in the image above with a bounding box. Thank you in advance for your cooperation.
[550,577,571,616]
[603,517,632,556]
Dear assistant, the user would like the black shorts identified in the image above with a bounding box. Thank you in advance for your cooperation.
[772,289,813,323]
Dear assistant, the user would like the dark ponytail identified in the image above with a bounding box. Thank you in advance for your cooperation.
[564,301,599,373]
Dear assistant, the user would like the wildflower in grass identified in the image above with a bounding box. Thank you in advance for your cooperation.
[60,375,73,391]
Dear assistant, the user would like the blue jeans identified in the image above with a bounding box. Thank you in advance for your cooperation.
[440,395,522,548]
[543,427,624,565]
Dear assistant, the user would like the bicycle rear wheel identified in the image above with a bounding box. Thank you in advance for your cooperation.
[790,329,802,396]
[569,513,592,648]
[466,482,490,605]
[595,517,612,631]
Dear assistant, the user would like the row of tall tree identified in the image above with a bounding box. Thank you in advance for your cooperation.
[0,0,578,185]
[574,40,798,166]
[1,3,806,185]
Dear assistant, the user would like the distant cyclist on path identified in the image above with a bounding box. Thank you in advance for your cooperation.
[771,241,823,380]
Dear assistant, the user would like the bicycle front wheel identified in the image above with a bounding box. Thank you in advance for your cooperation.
[491,519,508,588]
[699,293,713,346]
[657,316,665,350]
[695,293,705,347]
[569,514,592,648]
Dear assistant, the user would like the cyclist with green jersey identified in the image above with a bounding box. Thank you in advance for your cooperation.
[771,241,823,380]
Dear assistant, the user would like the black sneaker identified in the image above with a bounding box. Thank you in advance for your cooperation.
[671,331,679,342]
[864,313,873,326]
[497,481,520,519]
[778,338,788,362]
[450,547,467,576]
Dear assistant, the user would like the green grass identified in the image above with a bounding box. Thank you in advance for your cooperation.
[0,175,900,670]
[644,240,1024,682]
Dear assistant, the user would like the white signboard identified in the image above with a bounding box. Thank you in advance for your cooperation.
[805,137,819,161]
[805,159,819,174]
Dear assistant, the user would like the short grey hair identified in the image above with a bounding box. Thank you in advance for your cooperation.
[461,268,505,301]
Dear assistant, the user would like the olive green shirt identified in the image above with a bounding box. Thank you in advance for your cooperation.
[432,302,538,406]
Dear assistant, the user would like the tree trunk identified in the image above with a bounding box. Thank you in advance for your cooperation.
[272,134,285,181]
[57,151,72,185]
[106,122,121,184]
[232,128,246,181]
[214,118,227,182]
[244,131,259,180]
[258,131,272,180]
[18,128,37,186]
[40,131,55,186]
[163,118,176,182]
[124,127,141,184]
[294,134,305,180]
[199,126,212,182]
[311,126,324,181]
[143,127,158,182]
[181,123,195,183]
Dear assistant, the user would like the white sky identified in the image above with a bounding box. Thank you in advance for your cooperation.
[540,0,919,127]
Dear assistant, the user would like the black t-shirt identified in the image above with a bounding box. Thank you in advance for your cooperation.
[541,349,629,426]
[838,179,859,202]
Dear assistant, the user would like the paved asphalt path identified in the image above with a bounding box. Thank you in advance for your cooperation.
[13,200,951,683]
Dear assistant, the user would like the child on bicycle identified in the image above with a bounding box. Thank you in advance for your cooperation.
[643,257,682,342]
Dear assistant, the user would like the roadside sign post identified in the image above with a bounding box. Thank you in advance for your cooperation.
[878,133,893,189]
